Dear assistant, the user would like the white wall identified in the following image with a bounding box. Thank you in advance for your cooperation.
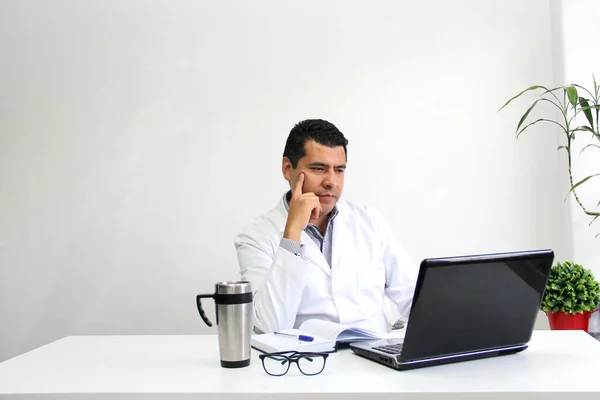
[557,0,600,279]
[0,0,570,361]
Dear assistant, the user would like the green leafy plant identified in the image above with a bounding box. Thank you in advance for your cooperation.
[541,261,600,314]
[499,77,600,235]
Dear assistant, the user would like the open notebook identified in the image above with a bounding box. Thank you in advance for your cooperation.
[251,319,385,353]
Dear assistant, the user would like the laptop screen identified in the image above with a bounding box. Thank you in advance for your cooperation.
[400,249,554,361]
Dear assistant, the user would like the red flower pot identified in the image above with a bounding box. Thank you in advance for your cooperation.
[546,311,592,331]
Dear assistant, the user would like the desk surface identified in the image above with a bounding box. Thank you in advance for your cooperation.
[1,331,599,399]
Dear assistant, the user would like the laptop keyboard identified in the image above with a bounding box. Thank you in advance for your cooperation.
[373,343,403,355]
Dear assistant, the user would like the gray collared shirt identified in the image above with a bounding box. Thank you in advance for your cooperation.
[280,191,338,267]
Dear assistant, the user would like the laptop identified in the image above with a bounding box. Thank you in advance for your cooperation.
[350,249,554,370]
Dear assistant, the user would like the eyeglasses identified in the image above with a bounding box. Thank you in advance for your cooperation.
[258,351,329,376]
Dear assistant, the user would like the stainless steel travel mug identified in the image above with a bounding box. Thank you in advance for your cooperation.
[196,281,253,368]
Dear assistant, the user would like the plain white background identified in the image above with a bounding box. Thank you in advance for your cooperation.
[1,0,596,362]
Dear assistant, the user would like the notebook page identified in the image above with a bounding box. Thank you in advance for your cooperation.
[299,320,382,342]
[299,320,351,341]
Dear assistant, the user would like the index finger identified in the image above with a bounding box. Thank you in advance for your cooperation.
[292,173,304,199]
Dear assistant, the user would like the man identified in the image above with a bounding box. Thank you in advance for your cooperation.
[234,119,416,334]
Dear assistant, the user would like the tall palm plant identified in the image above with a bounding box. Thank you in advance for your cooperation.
[500,77,600,236]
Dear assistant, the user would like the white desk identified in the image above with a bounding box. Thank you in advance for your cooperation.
[0,331,599,399]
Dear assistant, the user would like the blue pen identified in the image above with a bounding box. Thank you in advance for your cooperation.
[274,332,314,342]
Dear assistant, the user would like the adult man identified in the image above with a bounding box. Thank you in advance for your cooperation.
[234,119,416,334]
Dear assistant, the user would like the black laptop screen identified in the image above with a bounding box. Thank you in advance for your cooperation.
[400,250,553,361]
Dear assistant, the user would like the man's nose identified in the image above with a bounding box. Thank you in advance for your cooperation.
[322,170,337,188]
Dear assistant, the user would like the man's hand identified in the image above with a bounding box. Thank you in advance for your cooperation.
[284,173,322,244]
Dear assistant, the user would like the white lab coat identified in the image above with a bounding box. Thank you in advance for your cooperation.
[234,195,417,334]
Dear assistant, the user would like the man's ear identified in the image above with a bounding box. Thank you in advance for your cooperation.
[282,157,293,182]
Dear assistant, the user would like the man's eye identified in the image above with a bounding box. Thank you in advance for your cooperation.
[311,167,324,172]
[336,169,345,174]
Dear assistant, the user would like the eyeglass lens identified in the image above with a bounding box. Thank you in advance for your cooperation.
[262,354,291,376]
[297,354,326,375]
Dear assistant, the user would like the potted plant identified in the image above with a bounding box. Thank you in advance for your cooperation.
[541,261,600,331]
[500,77,600,329]
[499,77,600,233]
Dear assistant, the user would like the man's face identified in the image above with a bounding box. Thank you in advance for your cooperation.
[282,140,347,216]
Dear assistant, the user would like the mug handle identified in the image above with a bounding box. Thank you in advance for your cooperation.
[196,294,214,327]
